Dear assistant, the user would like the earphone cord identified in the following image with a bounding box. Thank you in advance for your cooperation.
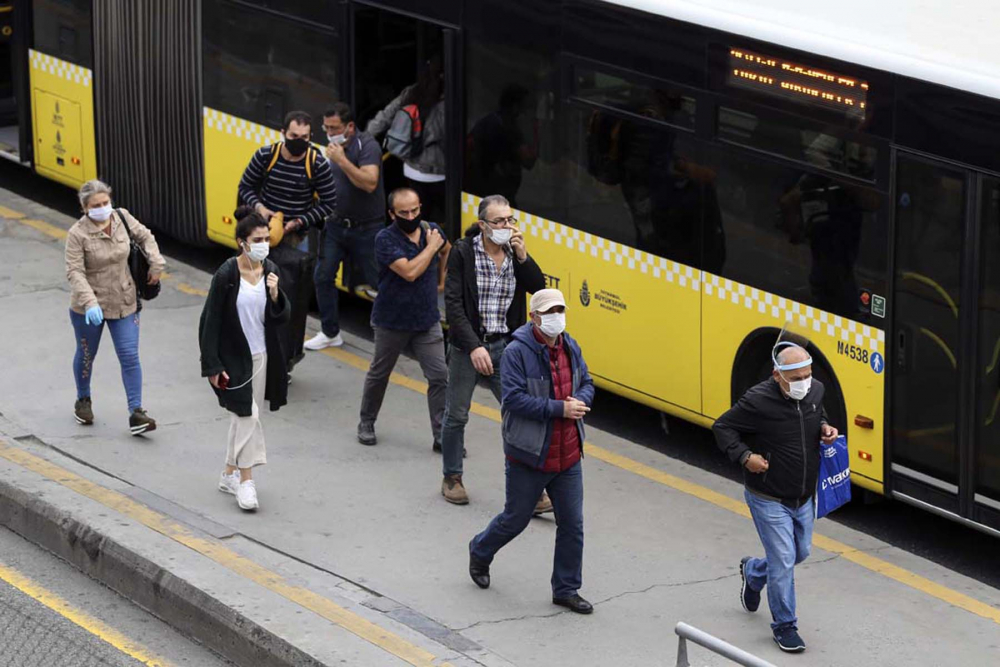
[225,355,265,391]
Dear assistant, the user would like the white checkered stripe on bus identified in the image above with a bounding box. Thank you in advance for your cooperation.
[204,108,282,146]
[29,50,91,87]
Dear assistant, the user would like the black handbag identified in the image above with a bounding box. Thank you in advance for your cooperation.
[115,209,161,303]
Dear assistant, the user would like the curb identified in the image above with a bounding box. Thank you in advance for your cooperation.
[0,462,322,667]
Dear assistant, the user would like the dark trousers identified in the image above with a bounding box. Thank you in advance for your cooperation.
[405,178,446,226]
[359,323,448,444]
[471,459,584,598]
[314,221,380,338]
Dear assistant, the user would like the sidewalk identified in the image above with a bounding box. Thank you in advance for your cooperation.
[1,187,999,666]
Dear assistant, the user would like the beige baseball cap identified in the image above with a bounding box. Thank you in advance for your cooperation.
[530,288,567,313]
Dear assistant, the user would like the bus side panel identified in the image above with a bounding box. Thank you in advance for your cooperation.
[461,193,702,415]
[202,108,281,249]
[28,50,97,189]
[701,273,886,490]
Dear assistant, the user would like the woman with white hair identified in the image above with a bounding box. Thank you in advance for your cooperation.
[64,179,165,434]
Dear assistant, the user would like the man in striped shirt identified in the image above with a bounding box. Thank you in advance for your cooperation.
[238,110,338,235]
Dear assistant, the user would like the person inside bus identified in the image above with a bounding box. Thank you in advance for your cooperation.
[712,343,840,654]
[357,188,451,449]
[465,84,539,208]
[65,179,165,435]
[366,56,447,225]
[199,207,291,512]
[304,102,385,352]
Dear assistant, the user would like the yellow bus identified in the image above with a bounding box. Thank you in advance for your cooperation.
[4,0,1000,535]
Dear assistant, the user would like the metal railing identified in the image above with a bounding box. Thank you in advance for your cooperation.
[674,622,776,667]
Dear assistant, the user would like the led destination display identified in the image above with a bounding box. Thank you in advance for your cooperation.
[727,48,868,118]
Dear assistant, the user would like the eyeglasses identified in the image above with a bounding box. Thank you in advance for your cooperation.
[483,216,518,227]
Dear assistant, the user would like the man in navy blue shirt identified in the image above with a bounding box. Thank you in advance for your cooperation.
[358,188,451,448]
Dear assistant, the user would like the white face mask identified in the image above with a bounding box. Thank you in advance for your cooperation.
[489,227,512,245]
[88,204,113,222]
[783,375,812,401]
[246,241,269,262]
[538,312,566,337]
[328,133,347,146]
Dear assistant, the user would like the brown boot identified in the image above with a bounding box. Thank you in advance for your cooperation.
[533,490,554,516]
[442,475,469,505]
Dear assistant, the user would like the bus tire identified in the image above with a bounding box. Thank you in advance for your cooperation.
[730,328,848,433]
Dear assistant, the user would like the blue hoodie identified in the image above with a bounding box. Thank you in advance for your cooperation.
[500,322,595,469]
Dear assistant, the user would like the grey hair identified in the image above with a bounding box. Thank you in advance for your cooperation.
[78,179,112,210]
[775,344,809,369]
[477,194,510,220]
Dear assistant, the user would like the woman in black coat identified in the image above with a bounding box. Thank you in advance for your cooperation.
[199,209,290,511]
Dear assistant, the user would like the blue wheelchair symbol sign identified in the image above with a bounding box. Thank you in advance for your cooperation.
[870,352,884,374]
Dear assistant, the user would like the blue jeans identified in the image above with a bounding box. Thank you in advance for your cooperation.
[743,489,814,631]
[471,459,584,598]
[440,338,507,476]
[70,309,142,412]
[314,221,380,337]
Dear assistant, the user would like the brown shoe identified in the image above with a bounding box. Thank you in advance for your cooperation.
[533,490,554,516]
[442,475,469,505]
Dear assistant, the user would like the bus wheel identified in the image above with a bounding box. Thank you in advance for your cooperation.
[731,328,848,434]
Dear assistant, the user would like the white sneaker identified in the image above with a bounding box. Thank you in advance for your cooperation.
[236,480,259,511]
[304,332,344,350]
[218,470,240,495]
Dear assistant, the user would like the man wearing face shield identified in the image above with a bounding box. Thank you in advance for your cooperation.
[468,289,596,615]
[712,342,840,654]
[439,194,549,509]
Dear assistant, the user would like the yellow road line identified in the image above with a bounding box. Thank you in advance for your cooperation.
[0,204,26,219]
[0,441,452,667]
[0,560,173,666]
[323,344,1000,627]
[18,217,68,240]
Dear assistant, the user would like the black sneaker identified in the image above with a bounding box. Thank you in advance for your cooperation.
[129,408,156,436]
[432,440,442,453]
[468,540,490,589]
[74,397,94,425]
[357,421,377,446]
[773,627,806,653]
[740,557,760,612]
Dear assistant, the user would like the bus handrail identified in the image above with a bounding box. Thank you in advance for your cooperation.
[674,622,777,667]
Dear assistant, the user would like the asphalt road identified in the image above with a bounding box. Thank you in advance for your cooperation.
[4,159,1000,595]
[0,525,230,667]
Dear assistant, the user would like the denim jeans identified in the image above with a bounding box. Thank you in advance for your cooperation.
[471,459,584,598]
[70,309,142,412]
[440,338,507,476]
[314,221,380,337]
[743,489,814,631]
[359,324,448,443]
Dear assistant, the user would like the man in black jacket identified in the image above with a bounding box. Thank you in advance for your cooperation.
[712,343,839,654]
[439,194,549,507]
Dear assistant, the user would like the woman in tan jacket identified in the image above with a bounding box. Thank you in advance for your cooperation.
[65,179,166,434]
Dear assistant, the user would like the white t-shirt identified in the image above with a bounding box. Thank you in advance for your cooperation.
[237,277,267,355]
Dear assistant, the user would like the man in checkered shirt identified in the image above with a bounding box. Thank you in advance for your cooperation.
[440,195,548,506]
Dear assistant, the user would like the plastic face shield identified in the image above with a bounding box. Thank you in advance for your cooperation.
[772,323,813,372]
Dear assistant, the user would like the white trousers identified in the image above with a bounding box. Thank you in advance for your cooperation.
[226,352,268,469]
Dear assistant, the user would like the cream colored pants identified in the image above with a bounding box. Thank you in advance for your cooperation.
[226,352,268,468]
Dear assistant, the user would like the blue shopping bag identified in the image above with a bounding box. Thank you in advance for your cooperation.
[816,435,851,518]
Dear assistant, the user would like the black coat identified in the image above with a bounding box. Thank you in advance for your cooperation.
[444,232,546,353]
[199,257,290,417]
[712,378,829,502]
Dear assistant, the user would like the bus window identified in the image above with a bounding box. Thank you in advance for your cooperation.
[202,1,338,139]
[718,105,878,181]
[464,0,559,222]
[33,0,93,68]
[571,66,696,131]
[977,177,1000,504]
[703,143,885,318]
[565,106,715,271]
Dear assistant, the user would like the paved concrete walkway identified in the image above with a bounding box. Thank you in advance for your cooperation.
[1,187,999,666]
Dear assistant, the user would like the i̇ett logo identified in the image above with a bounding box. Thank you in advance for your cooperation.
[580,280,590,307]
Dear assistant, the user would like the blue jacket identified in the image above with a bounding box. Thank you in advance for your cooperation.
[500,323,595,469]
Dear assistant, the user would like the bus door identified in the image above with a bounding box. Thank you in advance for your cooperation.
[889,151,1000,531]
[0,0,29,163]
[349,4,461,238]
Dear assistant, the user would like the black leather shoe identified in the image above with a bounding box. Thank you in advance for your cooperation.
[552,594,593,614]
[469,540,490,589]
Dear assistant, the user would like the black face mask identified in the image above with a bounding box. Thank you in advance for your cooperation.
[395,215,421,234]
[284,137,310,157]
